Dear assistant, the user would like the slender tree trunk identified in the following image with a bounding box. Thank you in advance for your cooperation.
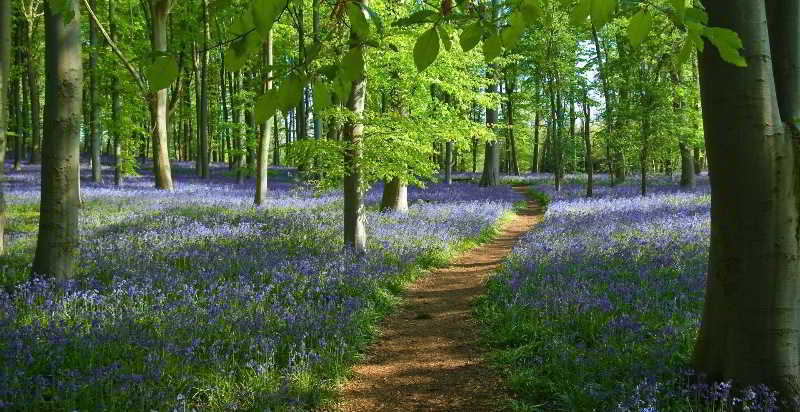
[255,32,273,205]
[198,0,210,179]
[89,0,102,182]
[149,0,173,190]
[506,75,519,176]
[343,0,368,253]
[312,0,322,140]
[693,145,703,175]
[24,18,41,164]
[16,74,27,171]
[445,141,453,184]
[295,4,307,171]
[273,114,280,166]
[532,110,540,173]
[33,0,82,277]
[471,137,478,174]
[0,0,11,253]
[583,94,593,197]
[692,0,800,399]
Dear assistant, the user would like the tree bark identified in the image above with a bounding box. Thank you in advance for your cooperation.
[583,93,593,197]
[89,0,102,183]
[149,0,173,190]
[380,177,408,213]
[0,0,11,254]
[533,109,540,173]
[198,0,210,179]
[312,0,322,140]
[343,0,368,253]
[24,17,41,164]
[692,0,800,399]
[255,32,273,205]
[33,0,82,277]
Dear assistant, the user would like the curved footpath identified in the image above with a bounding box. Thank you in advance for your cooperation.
[334,187,544,411]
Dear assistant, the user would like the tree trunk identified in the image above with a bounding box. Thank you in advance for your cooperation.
[380,177,408,213]
[312,0,322,140]
[273,114,280,166]
[533,109,540,173]
[692,0,800,399]
[693,145,703,175]
[0,0,11,253]
[89,0,102,183]
[16,75,26,171]
[343,0,368,253]
[198,0,210,179]
[295,4,307,171]
[679,142,695,188]
[255,32,273,205]
[149,0,173,190]
[33,0,82,277]
[583,94,593,197]
[480,84,499,186]
[24,18,41,165]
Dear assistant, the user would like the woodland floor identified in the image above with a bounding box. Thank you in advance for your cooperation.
[334,187,543,411]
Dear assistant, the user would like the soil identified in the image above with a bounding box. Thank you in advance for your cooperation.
[333,187,543,411]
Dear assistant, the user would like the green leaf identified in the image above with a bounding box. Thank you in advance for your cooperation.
[569,0,591,26]
[483,33,503,63]
[437,25,453,52]
[414,26,441,72]
[224,45,249,71]
[251,0,285,35]
[333,73,352,102]
[590,0,617,29]
[277,75,305,112]
[254,90,278,123]
[627,10,653,47]
[519,0,542,24]
[684,7,709,25]
[501,11,526,49]
[340,49,365,83]
[392,9,438,27]
[313,81,332,113]
[703,27,747,67]
[460,22,483,52]
[347,2,370,39]
[146,55,179,91]
[670,0,686,19]
[363,4,385,35]
[674,37,693,68]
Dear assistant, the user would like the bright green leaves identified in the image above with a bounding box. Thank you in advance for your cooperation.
[48,0,76,23]
[340,49,365,82]
[670,0,687,19]
[627,10,653,48]
[569,0,591,26]
[414,27,441,72]
[591,0,617,29]
[313,81,332,113]
[501,11,527,49]
[438,25,453,51]
[347,2,371,39]
[145,54,179,91]
[519,0,543,24]
[703,27,747,67]
[277,75,304,113]
[460,22,482,52]
[569,0,616,29]
[483,33,503,63]
[254,90,278,123]
[251,0,286,36]
[393,9,438,27]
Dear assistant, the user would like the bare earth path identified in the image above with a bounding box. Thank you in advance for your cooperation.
[335,187,543,411]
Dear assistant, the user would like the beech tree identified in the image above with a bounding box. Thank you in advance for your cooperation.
[0,0,10,254]
[692,0,800,398]
[32,0,82,278]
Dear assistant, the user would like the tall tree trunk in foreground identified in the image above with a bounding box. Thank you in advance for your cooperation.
[343,0,368,253]
[692,0,800,400]
[149,0,173,190]
[312,0,322,140]
[33,0,82,277]
[24,17,41,164]
[532,109,540,173]
[89,0,102,183]
[255,32,273,206]
[380,177,408,213]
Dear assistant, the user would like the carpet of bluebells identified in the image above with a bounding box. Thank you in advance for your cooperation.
[477,175,785,411]
[0,162,522,411]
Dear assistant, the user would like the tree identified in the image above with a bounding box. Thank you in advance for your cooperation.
[0,0,11,254]
[89,0,102,183]
[343,0,368,253]
[692,0,800,399]
[33,0,82,278]
[255,32,273,206]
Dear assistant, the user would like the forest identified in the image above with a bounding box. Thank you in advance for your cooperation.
[0,0,798,410]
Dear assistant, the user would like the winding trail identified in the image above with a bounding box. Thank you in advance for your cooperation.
[335,187,543,411]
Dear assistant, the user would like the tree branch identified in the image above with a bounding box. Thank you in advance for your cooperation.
[82,0,147,92]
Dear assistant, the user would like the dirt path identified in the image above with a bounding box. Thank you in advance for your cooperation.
[335,187,543,411]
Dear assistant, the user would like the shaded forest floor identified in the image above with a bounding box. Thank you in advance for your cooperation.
[335,187,543,411]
